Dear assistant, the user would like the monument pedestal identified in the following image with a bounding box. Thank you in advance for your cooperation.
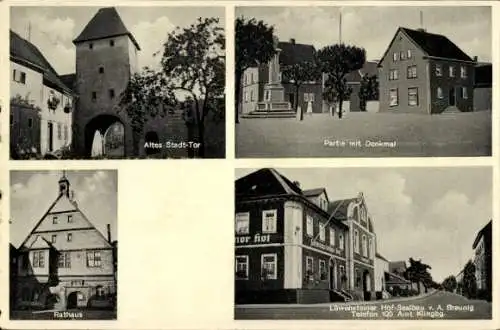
[243,39,295,118]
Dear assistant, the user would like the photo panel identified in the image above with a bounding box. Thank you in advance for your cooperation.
[235,5,492,158]
[9,5,226,160]
[9,169,118,320]
[234,167,492,320]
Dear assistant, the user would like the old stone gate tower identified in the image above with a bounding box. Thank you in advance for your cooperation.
[70,7,187,158]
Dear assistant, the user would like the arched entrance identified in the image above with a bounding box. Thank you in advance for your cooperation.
[84,115,125,158]
[363,270,372,301]
[329,259,337,290]
[144,131,160,156]
[67,291,83,309]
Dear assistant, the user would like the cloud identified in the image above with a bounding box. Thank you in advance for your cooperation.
[250,167,491,283]
[13,11,77,74]
[238,6,491,62]
[131,16,176,70]
[10,171,117,248]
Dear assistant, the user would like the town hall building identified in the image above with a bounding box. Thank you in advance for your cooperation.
[234,168,378,304]
[11,172,116,313]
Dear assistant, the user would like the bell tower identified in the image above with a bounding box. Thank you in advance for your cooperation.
[58,170,70,197]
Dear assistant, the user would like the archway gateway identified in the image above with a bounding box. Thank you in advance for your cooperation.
[84,115,125,158]
[66,291,84,309]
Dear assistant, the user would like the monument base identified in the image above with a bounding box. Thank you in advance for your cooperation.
[241,101,295,118]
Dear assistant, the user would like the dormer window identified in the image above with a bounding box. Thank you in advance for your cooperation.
[53,216,58,224]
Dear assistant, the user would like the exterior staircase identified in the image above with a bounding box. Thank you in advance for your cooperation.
[241,102,296,119]
[330,289,353,302]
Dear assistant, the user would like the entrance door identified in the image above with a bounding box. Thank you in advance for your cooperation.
[449,87,456,106]
[329,264,335,290]
[363,271,371,301]
[288,93,295,109]
[48,122,54,152]
[67,291,79,309]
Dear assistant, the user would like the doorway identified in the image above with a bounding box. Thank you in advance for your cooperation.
[288,93,295,110]
[329,263,335,290]
[48,122,54,152]
[67,291,79,309]
[449,87,456,106]
[363,271,371,301]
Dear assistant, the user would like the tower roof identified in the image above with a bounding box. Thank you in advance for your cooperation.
[73,7,141,50]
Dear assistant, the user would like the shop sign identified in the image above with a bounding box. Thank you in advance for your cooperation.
[310,240,343,256]
[235,233,273,245]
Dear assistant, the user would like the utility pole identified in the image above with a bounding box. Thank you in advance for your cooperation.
[27,22,31,42]
[420,11,424,30]
[339,10,342,44]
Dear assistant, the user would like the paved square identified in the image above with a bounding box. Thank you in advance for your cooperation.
[236,112,491,158]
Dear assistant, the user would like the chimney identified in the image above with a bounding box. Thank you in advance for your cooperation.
[473,56,478,62]
[107,224,111,243]
[289,38,296,44]
[293,181,300,188]
[417,28,426,32]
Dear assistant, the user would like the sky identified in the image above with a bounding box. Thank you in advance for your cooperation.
[236,6,491,63]
[235,167,492,283]
[10,6,226,75]
[10,170,118,248]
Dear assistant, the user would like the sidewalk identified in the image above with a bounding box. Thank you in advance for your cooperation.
[236,290,438,309]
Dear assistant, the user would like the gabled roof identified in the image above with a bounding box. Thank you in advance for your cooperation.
[73,7,141,50]
[385,271,411,285]
[472,219,492,249]
[379,27,473,66]
[10,30,72,93]
[18,185,112,251]
[401,28,472,61]
[27,235,54,250]
[328,198,357,220]
[278,40,316,66]
[389,261,407,273]
[345,61,379,83]
[303,188,325,197]
[235,168,302,198]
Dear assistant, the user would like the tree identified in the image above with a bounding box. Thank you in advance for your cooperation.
[281,60,321,121]
[120,17,225,158]
[159,17,225,158]
[359,73,379,111]
[404,257,433,295]
[235,17,276,124]
[462,260,477,299]
[442,275,457,292]
[120,67,177,156]
[317,44,365,119]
